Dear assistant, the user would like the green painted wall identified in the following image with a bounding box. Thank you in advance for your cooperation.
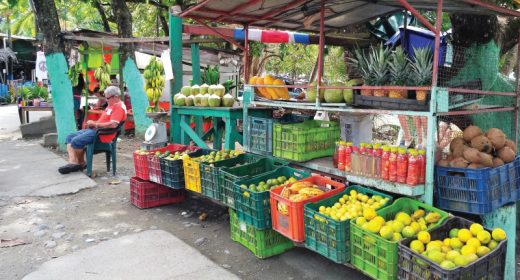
[46,53,77,149]
[123,58,152,133]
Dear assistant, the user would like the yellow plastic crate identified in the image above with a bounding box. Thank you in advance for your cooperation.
[183,156,202,193]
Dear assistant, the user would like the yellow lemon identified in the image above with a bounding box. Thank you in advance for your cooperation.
[488,240,498,250]
[492,228,506,242]
[441,245,451,254]
[410,222,421,234]
[319,206,326,213]
[363,208,376,221]
[402,226,416,238]
[450,238,463,249]
[443,238,451,247]
[446,250,460,262]
[476,246,490,257]
[395,212,412,226]
[426,242,442,252]
[449,228,459,238]
[350,190,358,197]
[339,197,346,204]
[410,240,425,254]
[458,229,472,243]
[372,216,385,226]
[417,231,431,244]
[367,219,383,233]
[460,245,476,256]
[440,260,456,270]
[469,223,484,236]
[453,255,468,267]
[392,221,404,233]
[466,238,481,249]
[379,225,394,240]
[465,253,478,264]
[477,230,491,244]
[392,232,402,241]
[427,250,445,264]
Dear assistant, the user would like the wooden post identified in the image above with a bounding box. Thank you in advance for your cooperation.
[170,6,183,141]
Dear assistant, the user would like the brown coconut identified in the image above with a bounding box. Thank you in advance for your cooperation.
[478,152,494,167]
[504,139,517,153]
[463,125,483,142]
[450,137,467,153]
[437,159,450,167]
[467,163,485,169]
[493,157,505,167]
[497,146,516,163]
[471,135,493,153]
[445,155,454,161]
[450,157,469,168]
[452,145,467,158]
[463,147,480,163]
[486,128,506,150]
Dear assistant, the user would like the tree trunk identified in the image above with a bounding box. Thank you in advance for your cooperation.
[159,14,169,36]
[93,0,111,33]
[32,0,76,149]
[111,0,151,134]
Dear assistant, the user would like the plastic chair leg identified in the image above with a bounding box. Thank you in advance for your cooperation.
[112,147,117,176]
[106,152,111,172]
[86,145,94,177]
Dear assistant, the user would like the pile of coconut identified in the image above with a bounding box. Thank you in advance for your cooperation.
[437,125,517,169]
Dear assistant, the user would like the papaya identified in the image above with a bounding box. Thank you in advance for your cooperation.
[249,76,266,98]
[273,79,290,100]
[256,77,273,99]
[263,74,280,99]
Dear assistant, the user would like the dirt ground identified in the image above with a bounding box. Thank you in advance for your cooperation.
[0,135,369,280]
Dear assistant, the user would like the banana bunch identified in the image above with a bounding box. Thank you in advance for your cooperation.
[143,57,165,112]
[67,63,82,86]
[94,63,112,91]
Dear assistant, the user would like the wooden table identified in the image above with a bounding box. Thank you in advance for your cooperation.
[19,106,54,124]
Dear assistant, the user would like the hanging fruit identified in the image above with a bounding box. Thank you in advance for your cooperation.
[67,63,83,87]
[94,62,112,91]
[143,57,165,112]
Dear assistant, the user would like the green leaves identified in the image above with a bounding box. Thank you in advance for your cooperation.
[201,65,220,85]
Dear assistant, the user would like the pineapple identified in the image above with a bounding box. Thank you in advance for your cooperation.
[368,43,391,97]
[388,47,410,99]
[349,47,373,96]
[410,47,433,104]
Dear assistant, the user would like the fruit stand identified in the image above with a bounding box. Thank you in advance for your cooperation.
[127,1,520,279]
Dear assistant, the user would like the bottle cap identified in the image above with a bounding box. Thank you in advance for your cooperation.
[390,146,398,152]
[382,145,390,152]
[419,149,426,155]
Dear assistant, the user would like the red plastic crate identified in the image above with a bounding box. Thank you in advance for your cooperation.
[130,176,186,209]
[270,175,346,242]
[133,144,198,181]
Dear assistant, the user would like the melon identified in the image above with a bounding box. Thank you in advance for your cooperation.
[486,128,506,150]
[471,135,493,153]
[181,86,192,96]
[463,125,483,142]
[324,82,345,103]
[191,84,200,96]
[497,147,515,163]
[185,95,194,106]
[208,94,221,107]
[222,94,234,107]
[493,157,504,167]
[200,94,210,107]
[306,81,324,102]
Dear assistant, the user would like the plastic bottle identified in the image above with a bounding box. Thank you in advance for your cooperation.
[345,142,353,173]
[381,146,390,180]
[406,149,419,186]
[338,142,346,171]
[397,148,409,184]
[333,141,340,168]
[418,149,426,184]
[373,143,382,178]
[388,146,398,182]
[365,144,373,177]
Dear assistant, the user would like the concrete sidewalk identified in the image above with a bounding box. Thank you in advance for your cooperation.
[23,230,239,280]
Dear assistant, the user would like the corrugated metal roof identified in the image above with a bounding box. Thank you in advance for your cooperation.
[180,0,520,33]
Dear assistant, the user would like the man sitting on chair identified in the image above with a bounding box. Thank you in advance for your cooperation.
[59,86,127,174]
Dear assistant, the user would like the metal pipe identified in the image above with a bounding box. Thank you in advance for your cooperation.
[398,0,436,32]
[248,0,308,25]
[461,0,520,17]
[437,107,516,116]
[316,0,325,103]
[191,18,245,51]
[515,30,520,145]
[431,0,443,87]
[244,24,249,85]
[179,0,215,17]
[214,0,263,21]
[446,88,516,97]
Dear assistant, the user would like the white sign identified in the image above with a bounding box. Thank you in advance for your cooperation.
[35,51,48,81]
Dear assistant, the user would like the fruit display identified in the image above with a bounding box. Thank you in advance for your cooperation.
[174,84,234,107]
[249,74,290,100]
[316,189,391,222]
[407,222,506,270]
[306,79,362,104]
[437,126,517,168]
[144,57,165,113]
[161,150,192,161]
[67,63,83,87]
[240,176,297,194]
[93,62,112,91]
[194,150,242,164]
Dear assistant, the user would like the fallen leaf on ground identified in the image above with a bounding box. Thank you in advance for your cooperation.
[109,180,121,185]
[0,239,29,248]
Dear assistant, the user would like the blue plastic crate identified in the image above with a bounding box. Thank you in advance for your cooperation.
[435,156,520,214]
[399,26,447,66]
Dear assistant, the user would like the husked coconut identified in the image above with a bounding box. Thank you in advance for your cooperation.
[463,147,480,163]
[450,157,469,168]
[450,137,467,153]
[478,152,493,167]
[471,135,493,153]
[185,95,194,106]
[493,157,505,167]
[437,159,450,167]
[486,128,506,150]
[504,139,517,153]
[497,146,516,163]
[468,163,485,169]
[463,125,483,142]
[452,145,467,158]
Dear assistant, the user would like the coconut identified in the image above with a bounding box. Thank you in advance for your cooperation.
[214,84,226,98]
[493,157,505,167]
[194,93,204,106]
[450,157,469,168]
[208,84,217,95]
[486,128,506,150]
[437,159,450,167]
[504,139,517,153]
[450,137,467,153]
[200,94,210,107]
[208,94,221,107]
[222,93,234,107]
[445,155,454,161]
[471,135,493,153]
[452,145,467,158]
[468,163,485,169]
[174,93,186,106]
[497,146,516,163]
[463,125,483,142]
[306,81,324,102]
[191,84,200,96]
[181,86,192,96]
[323,82,344,103]
[185,95,194,106]
[478,152,493,167]
[200,84,209,94]
[463,147,480,163]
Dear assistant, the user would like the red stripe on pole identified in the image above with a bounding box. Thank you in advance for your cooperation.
[261,31,289,43]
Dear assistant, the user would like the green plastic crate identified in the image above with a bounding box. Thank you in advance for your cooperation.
[234,166,310,229]
[350,198,449,280]
[273,120,340,162]
[304,186,394,264]
[199,153,263,201]
[219,157,288,208]
[229,209,294,259]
